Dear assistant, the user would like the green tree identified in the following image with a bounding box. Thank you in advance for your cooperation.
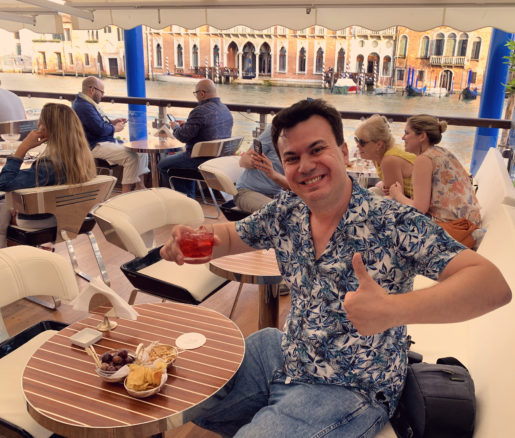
[505,39,515,95]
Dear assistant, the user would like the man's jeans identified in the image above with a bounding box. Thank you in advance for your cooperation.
[191,328,389,438]
[157,151,207,199]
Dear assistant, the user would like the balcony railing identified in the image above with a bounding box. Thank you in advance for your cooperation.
[354,27,396,37]
[430,56,466,66]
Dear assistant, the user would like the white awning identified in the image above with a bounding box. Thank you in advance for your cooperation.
[1,1,515,33]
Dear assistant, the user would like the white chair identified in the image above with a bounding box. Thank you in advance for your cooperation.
[6,175,117,309]
[198,155,250,221]
[167,137,244,218]
[0,246,79,438]
[91,188,229,305]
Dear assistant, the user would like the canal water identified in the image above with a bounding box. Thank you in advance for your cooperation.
[0,72,492,168]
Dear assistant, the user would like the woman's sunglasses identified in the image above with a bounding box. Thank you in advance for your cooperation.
[354,136,371,147]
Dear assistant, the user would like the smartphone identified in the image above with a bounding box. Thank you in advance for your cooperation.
[167,113,177,123]
[253,139,263,155]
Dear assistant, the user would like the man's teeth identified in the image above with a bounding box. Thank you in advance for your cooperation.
[304,176,322,184]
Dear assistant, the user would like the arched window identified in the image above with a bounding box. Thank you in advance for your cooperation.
[432,33,444,56]
[155,43,162,67]
[419,36,430,58]
[382,56,391,76]
[213,45,220,66]
[177,44,183,68]
[192,44,199,68]
[279,47,286,72]
[315,47,324,73]
[298,47,306,73]
[398,35,408,58]
[457,33,468,57]
[471,37,481,60]
[356,55,364,72]
[445,33,457,57]
[337,48,345,73]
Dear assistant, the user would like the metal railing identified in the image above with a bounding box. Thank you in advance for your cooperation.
[11,89,512,131]
[430,56,466,66]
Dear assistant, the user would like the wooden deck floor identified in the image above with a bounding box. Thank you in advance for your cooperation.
[2,202,291,438]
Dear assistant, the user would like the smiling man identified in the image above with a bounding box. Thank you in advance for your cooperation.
[160,99,511,437]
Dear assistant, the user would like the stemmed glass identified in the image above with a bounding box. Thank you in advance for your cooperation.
[1,133,21,152]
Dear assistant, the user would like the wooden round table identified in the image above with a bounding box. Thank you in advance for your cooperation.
[125,137,185,187]
[209,250,283,329]
[22,301,244,437]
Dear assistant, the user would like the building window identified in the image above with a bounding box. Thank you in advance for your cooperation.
[16,43,21,56]
[298,47,306,73]
[39,52,47,69]
[471,37,481,60]
[279,47,286,72]
[419,36,430,58]
[52,33,63,41]
[315,48,324,73]
[213,45,220,66]
[14,31,20,39]
[470,71,477,84]
[356,55,364,73]
[457,33,468,57]
[69,53,73,64]
[432,33,444,56]
[445,33,457,57]
[382,56,391,76]
[64,28,71,41]
[337,48,345,73]
[104,26,112,33]
[192,44,199,69]
[417,70,425,82]
[177,44,183,68]
[85,53,90,66]
[398,35,408,58]
[55,52,62,70]
[117,28,124,41]
[396,69,405,82]
[155,43,162,67]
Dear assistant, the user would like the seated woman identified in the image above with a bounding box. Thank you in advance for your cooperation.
[354,114,416,197]
[390,114,482,248]
[0,103,96,247]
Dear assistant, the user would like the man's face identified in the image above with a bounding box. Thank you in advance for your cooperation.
[277,115,349,208]
[193,86,205,102]
[90,82,104,104]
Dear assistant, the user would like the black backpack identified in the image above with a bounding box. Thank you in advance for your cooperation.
[390,349,476,438]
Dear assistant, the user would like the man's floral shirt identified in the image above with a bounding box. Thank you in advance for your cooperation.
[235,181,465,416]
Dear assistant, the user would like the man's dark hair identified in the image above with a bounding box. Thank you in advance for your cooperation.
[271,99,344,157]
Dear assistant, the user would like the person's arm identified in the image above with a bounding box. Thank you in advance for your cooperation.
[239,149,255,169]
[74,100,114,139]
[380,155,406,196]
[390,155,432,213]
[253,154,290,190]
[344,250,511,336]
[172,108,202,144]
[160,222,254,264]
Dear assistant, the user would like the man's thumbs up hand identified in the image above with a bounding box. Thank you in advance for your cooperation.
[343,253,394,336]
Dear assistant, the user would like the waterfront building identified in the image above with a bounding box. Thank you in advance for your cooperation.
[393,26,492,93]
[0,21,493,92]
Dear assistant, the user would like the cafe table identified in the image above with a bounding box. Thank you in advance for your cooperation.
[22,301,244,438]
[209,250,283,329]
[125,137,185,188]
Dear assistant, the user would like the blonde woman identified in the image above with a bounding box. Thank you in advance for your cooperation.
[354,114,416,197]
[0,103,96,247]
[390,114,481,248]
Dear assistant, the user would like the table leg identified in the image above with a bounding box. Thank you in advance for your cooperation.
[151,153,159,188]
[258,283,279,329]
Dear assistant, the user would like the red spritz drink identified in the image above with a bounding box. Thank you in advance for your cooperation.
[179,225,215,263]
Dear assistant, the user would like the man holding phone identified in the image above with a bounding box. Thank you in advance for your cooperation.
[234,125,289,213]
[73,76,149,193]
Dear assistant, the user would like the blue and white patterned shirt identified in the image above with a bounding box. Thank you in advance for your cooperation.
[235,181,465,416]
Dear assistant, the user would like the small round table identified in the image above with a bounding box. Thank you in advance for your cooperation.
[22,301,244,437]
[125,137,185,187]
[209,250,283,329]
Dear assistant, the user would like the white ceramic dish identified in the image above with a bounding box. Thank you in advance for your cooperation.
[70,328,103,348]
[124,372,167,398]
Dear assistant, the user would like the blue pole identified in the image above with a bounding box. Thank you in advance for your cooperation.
[124,26,147,141]
[470,28,513,174]
[467,70,472,87]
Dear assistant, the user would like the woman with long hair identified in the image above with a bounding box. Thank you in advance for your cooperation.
[354,114,416,197]
[0,103,96,246]
[390,114,482,248]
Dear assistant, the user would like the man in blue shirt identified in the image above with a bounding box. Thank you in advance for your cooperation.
[234,126,289,213]
[160,99,511,437]
[72,77,149,193]
[157,79,233,198]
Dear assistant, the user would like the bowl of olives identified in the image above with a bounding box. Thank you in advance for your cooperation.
[95,349,136,383]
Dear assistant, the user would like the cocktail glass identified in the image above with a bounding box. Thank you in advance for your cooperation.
[178,224,215,264]
[1,133,20,151]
